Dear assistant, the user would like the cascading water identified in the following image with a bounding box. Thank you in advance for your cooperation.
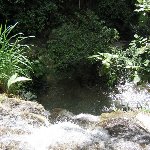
[1,109,150,150]
[1,81,150,150]
[23,121,109,150]
[110,82,150,110]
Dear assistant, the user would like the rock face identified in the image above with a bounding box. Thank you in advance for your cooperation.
[0,94,150,150]
[0,94,50,150]
[99,111,150,149]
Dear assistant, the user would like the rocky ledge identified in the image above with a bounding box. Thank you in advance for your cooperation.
[0,94,150,150]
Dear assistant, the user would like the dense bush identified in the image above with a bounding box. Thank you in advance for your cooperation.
[0,0,61,35]
[16,1,58,35]
[134,0,150,36]
[90,35,150,85]
[95,0,136,38]
[89,1,150,85]
[0,0,149,88]
[0,0,137,37]
[47,11,118,77]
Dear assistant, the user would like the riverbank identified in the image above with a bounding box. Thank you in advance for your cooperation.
[0,94,150,150]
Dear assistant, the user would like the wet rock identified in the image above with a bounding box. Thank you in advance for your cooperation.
[0,96,47,116]
[0,94,50,150]
[72,113,100,128]
[49,108,74,122]
[49,109,100,128]
[72,113,100,123]
[100,111,150,147]
[136,113,150,133]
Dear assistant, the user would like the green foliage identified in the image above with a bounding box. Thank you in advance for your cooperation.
[0,0,143,39]
[89,1,150,85]
[134,0,150,36]
[125,35,150,82]
[90,35,150,85]
[97,0,134,20]
[47,11,118,76]
[96,0,136,37]
[0,0,149,87]
[16,1,58,34]
[0,0,60,35]
[136,0,150,12]
[0,23,32,91]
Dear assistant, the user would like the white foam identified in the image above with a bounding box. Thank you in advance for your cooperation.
[72,113,100,122]
[110,82,150,109]
[23,121,107,150]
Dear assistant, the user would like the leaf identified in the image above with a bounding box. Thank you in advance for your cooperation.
[133,73,141,84]
[7,73,18,88]
[102,60,110,68]
[88,55,102,60]
[136,0,143,4]
[144,60,149,66]
[126,60,133,66]
[7,73,32,89]
[134,34,139,38]
[126,66,132,69]
[136,46,146,55]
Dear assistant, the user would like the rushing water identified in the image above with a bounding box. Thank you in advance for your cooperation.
[24,122,109,150]
[1,80,150,150]
[110,82,150,110]
[1,107,150,150]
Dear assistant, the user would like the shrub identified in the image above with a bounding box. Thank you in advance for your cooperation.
[0,0,60,35]
[136,0,150,12]
[134,0,150,37]
[0,23,32,91]
[47,10,118,78]
[16,1,58,35]
[90,34,150,85]
[95,0,136,37]
[89,1,150,85]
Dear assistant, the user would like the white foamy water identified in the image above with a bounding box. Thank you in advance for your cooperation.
[24,121,108,150]
[0,112,108,150]
[72,113,100,122]
[1,84,150,150]
[1,98,150,150]
[110,82,150,109]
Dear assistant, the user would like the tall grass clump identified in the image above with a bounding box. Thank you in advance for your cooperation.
[0,23,33,92]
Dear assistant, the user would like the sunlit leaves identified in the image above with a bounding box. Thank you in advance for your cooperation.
[89,34,150,85]
[7,73,31,89]
[0,23,33,92]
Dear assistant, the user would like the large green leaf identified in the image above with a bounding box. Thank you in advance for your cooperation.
[136,0,143,4]
[7,73,31,89]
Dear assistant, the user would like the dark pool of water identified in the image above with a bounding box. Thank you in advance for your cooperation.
[37,79,112,115]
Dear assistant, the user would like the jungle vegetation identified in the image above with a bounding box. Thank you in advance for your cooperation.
[0,0,149,93]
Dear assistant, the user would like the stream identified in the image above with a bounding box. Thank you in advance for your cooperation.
[0,80,150,150]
